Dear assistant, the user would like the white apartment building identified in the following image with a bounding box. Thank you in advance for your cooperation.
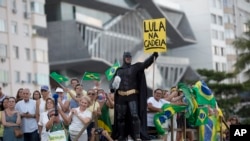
[168,0,250,83]
[0,0,49,96]
[168,0,227,72]
[228,0,250,83]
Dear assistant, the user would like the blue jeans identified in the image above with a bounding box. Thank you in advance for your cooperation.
[23,130,39,141]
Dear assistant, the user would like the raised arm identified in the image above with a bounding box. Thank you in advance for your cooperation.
[143,52,158,69]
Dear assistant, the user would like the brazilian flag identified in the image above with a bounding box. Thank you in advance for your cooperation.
[82,72,100,81]
[194,106,208,126]
[98,104,112,132]
[192,81,216,108]
[105,61,120,81]
[50,72,68,83]
[199,115,217,141]
[154,104,186,135]
[178,83,198,118]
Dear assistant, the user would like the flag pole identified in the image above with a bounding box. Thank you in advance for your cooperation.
[152,56,155,96]
[80,72,86,86]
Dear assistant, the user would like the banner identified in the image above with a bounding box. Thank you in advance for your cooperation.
[143,18,167,53]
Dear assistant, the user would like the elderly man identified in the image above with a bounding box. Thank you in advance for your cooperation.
[15,88,39,141]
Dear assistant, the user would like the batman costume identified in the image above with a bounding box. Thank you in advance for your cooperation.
[110,52,158,141]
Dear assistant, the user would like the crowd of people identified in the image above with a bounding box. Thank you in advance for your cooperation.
[0,81,240,141]
[0,51,239,141]
[0,79,115,141]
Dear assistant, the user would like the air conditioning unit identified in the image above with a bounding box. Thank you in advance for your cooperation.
[12,9,17,14]
[32,80,37,85]
[24,12,30,19]
[0,58,6,63]
[2,82,8,87]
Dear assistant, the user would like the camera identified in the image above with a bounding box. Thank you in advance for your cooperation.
[94,128,103,135]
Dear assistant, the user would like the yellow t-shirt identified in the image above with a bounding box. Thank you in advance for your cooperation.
[0,112,4,137]
[66,89,87,100]
[88,101,100,112]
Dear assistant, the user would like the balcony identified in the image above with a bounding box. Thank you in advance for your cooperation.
[31,13,47,28]
[32,35,48,50]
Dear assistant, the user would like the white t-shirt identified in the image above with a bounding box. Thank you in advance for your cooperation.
[15,99,38,133]
[38,111,49,141]
[69,107,92,133]
[147,97,170,127]
[39,98,46,114]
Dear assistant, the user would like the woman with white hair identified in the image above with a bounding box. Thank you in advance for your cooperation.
[67,96,92,141]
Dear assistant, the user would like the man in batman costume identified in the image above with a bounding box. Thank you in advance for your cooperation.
[110,52,158,141]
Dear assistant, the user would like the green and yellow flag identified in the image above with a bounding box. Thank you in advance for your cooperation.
[154,104,186,135]
[194,106,208,126]
[98,104,112,132]
[50,72,68,83]
[82,72,100,81]
[192,81,216,108]
[105,61,120,81]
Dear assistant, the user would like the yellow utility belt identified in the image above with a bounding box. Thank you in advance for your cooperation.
[118,89,138,96]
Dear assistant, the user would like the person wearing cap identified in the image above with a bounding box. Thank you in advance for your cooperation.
[56,87,70,113]
[110,52,158,141]
[36,85,51,136]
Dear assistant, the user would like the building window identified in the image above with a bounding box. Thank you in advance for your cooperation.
[224,14,233,24]
[35,73,49,85]
[34,49,48,63]
[15,71,20,83]
[27,72,32,83]
[23,0,28,13]
[222,63,226,71]
[223,0,233,7]
[214,46,219,55]
[221,48,225,56]
[218,16,223,25]
[216,0,222,9]
[0,19,6,32]
[0,70,8,83]
[218,31,224,40]
[11,21,18,34]
[0,0,5,6]
[23,24,29,36]
[211,14,217,24]
[215,62,220,71]
[211,0,216,7]
[212,30,218,39]
[11,0,17,10]
[13,46,19,59]
[0,44,7,57]
[225,29,234,39]
[243,23,250,33]
[31,2,44,14]
[25,48,31,60]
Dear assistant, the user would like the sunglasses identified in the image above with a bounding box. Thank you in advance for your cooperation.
[88,93,95,96]
[49,114,55,117]
[41,90,48,92]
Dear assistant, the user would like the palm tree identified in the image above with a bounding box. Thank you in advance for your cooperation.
[233,20,250,78]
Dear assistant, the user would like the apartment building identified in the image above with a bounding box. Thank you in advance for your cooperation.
[169,0,250,83]
[0,0,49,96]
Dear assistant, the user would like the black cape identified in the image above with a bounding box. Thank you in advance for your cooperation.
[111,70,150,140]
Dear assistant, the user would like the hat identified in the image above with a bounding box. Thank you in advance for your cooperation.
[55,87,64,93]
[41,85,49,91]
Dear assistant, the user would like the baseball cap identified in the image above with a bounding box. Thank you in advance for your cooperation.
[41,85,49,91]
[55,87,64,93]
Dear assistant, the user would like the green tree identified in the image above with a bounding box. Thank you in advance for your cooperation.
[233,20,250,78]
